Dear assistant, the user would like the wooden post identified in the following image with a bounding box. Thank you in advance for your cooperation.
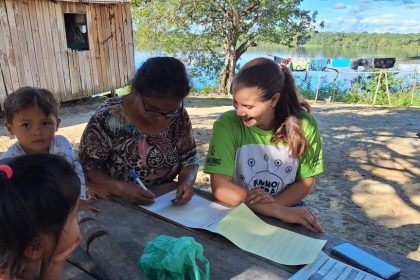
[331,76,338,103]
[372,69,383,106]
[411,70,417,106]
[314,72,321,103]
[384,70,391,106]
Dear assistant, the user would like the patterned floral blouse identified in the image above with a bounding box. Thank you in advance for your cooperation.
[79,97,199,187]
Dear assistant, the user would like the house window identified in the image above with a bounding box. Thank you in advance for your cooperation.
[64,13,89,51]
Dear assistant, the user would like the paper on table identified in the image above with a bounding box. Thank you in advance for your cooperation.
[289,251,381,279]
[214,203,327,265]
[141,190,232,231]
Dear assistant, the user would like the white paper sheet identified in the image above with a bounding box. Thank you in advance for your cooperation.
[141,190,232,231]
[214,203,327,265]
[289,251,381,280]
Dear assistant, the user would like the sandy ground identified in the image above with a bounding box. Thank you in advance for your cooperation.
[0,96,419,262]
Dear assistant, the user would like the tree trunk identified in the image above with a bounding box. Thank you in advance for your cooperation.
[219,47,237,95]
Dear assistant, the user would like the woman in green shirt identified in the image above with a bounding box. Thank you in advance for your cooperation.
[204,57,323,232]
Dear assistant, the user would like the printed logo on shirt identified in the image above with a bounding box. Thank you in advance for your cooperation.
[310,156,321,168]
[234,145,299,196]
[209,145,215,156]
[206,157,221,165]
[240,154,294,195]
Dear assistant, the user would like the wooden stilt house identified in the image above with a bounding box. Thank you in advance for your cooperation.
[0,0,134,106]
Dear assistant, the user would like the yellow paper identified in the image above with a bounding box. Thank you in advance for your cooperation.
[214,204,326,265]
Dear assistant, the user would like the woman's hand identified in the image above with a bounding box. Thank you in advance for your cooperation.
[119,182,155,205]
[172,182,194,205]
[280,206,323,233]
[245,188,275,204]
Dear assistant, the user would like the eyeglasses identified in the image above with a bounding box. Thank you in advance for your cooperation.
[140,95,183,118]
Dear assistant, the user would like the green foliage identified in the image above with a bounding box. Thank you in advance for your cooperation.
[196,85,218,96]
[301,32,420,48]
[131,0,318,93]
[296,69,419,107]
[297,77,347,101]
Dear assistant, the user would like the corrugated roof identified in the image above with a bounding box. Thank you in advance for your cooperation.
[55,0,131,3]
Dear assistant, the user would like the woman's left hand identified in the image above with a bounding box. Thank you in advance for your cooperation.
[245,188,275,204]
[172,182,194,205]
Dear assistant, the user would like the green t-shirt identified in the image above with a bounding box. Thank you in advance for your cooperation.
[204,110,323,195]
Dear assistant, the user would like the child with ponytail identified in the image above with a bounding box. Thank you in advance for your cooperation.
[0,154,81,279]
[204,57,324,232]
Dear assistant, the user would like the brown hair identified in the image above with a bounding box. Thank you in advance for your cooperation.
[3,87,59,123]
[232,58,310,158]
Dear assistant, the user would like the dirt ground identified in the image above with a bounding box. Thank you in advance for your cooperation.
[0,96,419,262]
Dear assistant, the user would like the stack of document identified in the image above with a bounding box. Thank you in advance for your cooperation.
[141,191,326,265]
[290,251,381,280]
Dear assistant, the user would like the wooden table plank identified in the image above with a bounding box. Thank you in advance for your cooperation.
[63,261,97,280]
[67,191,419,279]
[195,188,420,279]
[93,199,291,279]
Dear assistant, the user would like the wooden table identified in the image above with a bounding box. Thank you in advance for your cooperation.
[64,193,420,279]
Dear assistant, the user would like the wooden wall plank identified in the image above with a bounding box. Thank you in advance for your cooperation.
[40,0,60,95]
[124,3,134,81]
[61,0,69,13]
[109,4,121,88]
[83,51,93,94]
[54,2,72,96]
[66,2,82,95]
[90,5,104,93]
[73,1,92,96]
[98,6,110,91]
[86,5,99,93]
[0,66,7,105]
[115,4,125,87]
[20,0,40,87]
[34,0,55,92]
[13,0,34,85]
[48,0,68,100]
[68,49,81,95]
[120,2,130,83]
[5,0,25,86]
[115,3,127,86]
[27,0,47,89]
[103,5,116,89]
[0,0,14,96]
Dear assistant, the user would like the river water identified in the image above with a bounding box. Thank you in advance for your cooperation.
[134,47,420,92]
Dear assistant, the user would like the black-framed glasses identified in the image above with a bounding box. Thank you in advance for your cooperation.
[140,95,183,118]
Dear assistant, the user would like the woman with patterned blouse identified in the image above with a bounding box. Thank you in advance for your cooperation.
[79,57,199,205]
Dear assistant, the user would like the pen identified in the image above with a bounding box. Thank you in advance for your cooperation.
[130,169,150,192]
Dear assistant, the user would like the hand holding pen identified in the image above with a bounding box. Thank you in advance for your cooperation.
[130,169,151,192]
[129,169,155,205]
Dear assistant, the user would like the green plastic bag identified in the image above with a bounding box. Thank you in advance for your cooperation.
[139,235,210,280]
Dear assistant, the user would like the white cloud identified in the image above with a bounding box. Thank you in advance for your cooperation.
[334,2,347,9]
[303,0,420,33]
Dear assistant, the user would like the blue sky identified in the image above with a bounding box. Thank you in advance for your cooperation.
[300,0,420,33]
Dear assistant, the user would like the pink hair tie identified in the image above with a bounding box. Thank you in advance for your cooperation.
[0,165,13,179]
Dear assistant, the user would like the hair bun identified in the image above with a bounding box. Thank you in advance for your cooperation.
[0,165,13,179]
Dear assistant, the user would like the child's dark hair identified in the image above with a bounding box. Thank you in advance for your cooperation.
[131,57,191,99]
[3,87,59,123]
[232,57,310,158]
[0,154,80,276]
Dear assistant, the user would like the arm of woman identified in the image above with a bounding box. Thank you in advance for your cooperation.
[172,164,199,205]
[211,173,322,232]
[86,170,155,205]
[273,177,315,206]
